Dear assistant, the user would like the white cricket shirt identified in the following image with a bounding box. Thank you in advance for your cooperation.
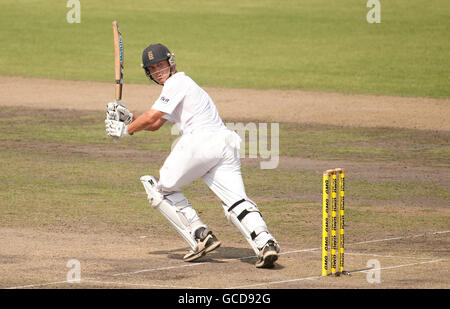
[151,72,225,134]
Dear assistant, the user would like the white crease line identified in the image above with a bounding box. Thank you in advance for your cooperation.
[112,229,450,277]
[5,278,197,290]
[6,280,72,289]
[350,230,450,246]
[81,278,199,289]
[228,258,449,289]
[283,230,450,256]
[113,262,209,276]
[229,276,322,289]
[350,258,449,274]
[345,252,436,260]
[112,254,257,276]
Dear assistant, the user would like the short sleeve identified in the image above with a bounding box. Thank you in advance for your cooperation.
[151,75,188,115]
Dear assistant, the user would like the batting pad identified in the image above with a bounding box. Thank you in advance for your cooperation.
[223,199,271,255]
[140,175,202,251]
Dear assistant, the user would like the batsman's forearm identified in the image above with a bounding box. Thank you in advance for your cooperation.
[127,116,150,134]
[144,118,167,131]
[127,110,165,134]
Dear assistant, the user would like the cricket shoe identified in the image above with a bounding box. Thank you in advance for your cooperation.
[183,228,221,262]
[255,240,280,268]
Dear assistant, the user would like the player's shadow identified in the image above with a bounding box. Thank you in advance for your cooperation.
[148,246,284,269]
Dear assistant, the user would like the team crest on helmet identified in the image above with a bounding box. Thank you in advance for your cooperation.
[148,51,154,61]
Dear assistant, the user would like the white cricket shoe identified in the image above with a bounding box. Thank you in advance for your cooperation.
[183,229,221,262]
[255,240,280,268]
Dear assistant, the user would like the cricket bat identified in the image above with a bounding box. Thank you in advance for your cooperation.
[112,21,124,103]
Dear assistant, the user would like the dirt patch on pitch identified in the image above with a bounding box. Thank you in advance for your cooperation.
[1,227,449,289]
[1,76,449,131]
[1,139,168,164]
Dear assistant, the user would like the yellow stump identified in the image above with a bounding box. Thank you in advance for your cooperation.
[322,168,347,276]
[330,172,338,275]
[338,170,345,274]
[321,173,330,276]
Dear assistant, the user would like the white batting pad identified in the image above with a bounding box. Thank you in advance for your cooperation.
[223,199,273,255]
[140,175,205,251]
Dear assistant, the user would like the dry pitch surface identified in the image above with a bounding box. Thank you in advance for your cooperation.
[1,76,449,289]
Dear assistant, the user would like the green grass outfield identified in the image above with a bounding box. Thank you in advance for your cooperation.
[1,0,449,97]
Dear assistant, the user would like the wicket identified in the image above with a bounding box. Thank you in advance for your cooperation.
[322,168,348,276]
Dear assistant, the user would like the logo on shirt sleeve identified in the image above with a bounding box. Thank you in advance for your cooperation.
[160,96,170,103]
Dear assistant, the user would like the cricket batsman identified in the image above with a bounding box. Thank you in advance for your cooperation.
[105,43,280,268]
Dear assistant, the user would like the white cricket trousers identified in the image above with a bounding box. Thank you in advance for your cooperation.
[157,128,274,250]
[159,129,244,204]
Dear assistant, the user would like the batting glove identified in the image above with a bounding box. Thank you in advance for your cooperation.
[105,119,130,139]
[106,101,133,124]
